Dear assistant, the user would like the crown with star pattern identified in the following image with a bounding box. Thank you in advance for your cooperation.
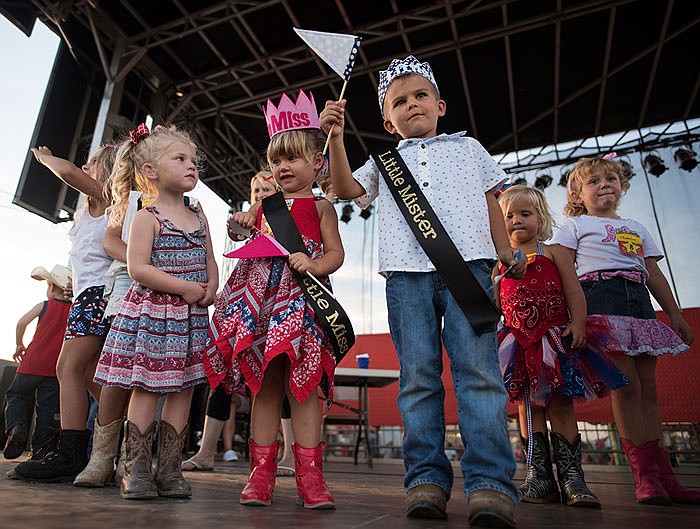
[377,55,440,116]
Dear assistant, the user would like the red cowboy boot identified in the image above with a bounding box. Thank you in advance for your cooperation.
[651,441,700,504]
[620,438,670,505]
[239,438,279,506]
[293,441,335,509]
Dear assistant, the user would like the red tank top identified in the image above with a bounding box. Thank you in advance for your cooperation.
[18,298,71,377]
[499,254,570,346]
[257,196,323,243]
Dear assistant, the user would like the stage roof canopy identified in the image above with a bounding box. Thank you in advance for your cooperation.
[4,0,699,204]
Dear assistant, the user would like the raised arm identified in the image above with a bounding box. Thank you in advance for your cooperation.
[127,209,206,305]
[319,100,366,200]
[30,146,105,202]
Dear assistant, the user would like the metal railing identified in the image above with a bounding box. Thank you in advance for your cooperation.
[323,420,700,465]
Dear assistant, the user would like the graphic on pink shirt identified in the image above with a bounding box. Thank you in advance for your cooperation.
[602,224,644,257]
[601,224,616,243]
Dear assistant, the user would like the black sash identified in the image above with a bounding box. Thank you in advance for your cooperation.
[372,149,500,335]
[261,192,355,362]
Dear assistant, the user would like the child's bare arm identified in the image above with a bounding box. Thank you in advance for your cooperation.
[30,147,105,203]
[198,206,219,307]
[103,224,127,262]
[288,200,345,276]
[486,191,526,278]
[645,257,692,345]
[320,100,366,200]
[15,302,44,361]
[550,244,587,348]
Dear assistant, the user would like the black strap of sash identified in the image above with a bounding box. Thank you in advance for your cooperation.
[261,192,355,361]
[372,149,499,335]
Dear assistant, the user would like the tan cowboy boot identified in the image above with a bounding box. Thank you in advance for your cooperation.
[74,417,124,487]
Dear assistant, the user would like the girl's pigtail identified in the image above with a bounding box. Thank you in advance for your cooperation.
[107,141,137,228]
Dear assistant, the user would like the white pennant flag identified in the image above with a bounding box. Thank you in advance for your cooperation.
[294,28,362,81]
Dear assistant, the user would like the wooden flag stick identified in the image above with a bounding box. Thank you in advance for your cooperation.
[322,79,348,156]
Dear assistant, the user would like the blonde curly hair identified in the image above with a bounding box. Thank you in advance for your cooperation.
[107,125,197,227]
[564,157,630,217]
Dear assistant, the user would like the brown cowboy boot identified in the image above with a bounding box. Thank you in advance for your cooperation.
[154,421,191,498]
[121,421,157,500]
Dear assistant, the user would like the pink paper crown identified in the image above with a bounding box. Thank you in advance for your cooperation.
[263,90,320,138]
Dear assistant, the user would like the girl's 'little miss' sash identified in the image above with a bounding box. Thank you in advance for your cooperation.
[262,192,355,362]
[372,149,500,336]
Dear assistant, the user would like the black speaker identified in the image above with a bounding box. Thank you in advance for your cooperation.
[13,40,99,223]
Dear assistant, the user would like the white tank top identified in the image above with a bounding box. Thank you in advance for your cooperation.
[68,204,111,296]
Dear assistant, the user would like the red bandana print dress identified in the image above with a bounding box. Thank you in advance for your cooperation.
[498,253,627,407]
[205,197,335,403]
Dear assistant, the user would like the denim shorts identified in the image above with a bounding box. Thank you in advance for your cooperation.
[581,277,656,319]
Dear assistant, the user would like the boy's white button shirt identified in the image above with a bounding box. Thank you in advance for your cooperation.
[353,132,508,275]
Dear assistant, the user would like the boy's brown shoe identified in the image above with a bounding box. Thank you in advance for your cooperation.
[405,484,448,519]
[468,489,517,528]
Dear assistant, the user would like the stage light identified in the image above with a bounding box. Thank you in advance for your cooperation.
[618,159,635,181]
[340,203,353,223]
[559,169,571,187]
[359,205,372,220]
[643,154,667,177]
[534,173,553,190]
[673,148,698,172]
[512,177,527,186]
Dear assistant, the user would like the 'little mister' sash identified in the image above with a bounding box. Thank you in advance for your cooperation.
[262,192,355,362]
[372,149,500,336]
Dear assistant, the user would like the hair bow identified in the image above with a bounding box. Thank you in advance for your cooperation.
[602,152,617,160]
[129,123,150,144]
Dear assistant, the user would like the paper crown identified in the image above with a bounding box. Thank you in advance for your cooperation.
[263,90,321,138]
[377,55,440,115]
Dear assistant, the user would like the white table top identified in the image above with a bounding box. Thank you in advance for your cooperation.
[333,367,400,388]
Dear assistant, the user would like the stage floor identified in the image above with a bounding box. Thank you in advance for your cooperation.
[1,455,698,528]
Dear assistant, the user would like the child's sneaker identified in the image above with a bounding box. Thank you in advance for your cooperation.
[223,450,239,462]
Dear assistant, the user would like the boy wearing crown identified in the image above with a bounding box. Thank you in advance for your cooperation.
[320,56,524,527]
[4,265,72,462]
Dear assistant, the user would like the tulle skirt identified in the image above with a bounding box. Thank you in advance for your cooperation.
[498,319,628,407]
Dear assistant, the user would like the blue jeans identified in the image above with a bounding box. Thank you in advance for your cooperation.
[385,260,518,503]
[4,373,59,449]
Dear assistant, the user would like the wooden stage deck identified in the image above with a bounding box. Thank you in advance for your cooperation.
[1,455,698,529]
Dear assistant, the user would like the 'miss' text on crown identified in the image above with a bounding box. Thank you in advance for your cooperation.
[263,90,320,138]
